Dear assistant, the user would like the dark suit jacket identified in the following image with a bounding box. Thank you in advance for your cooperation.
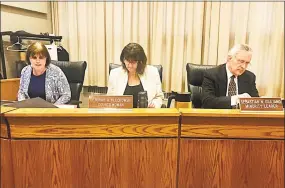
[201,63,259,109]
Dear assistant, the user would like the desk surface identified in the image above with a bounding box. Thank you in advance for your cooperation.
[4,108,180,117]
[4,108,284,118]
[0,106,16,114]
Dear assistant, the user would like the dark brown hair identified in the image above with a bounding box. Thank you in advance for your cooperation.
[120,43,147,75]
[26,42,51,67]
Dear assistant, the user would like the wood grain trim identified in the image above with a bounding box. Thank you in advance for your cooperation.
[10,139,177,188]
[179,108,284,118]
[8,116,179,138]
[181,117,284,139]
[1,122,8,138]
[4,108,180,117]
[1,107,16,138]
[178,139,284,188]
[1,139,15,188]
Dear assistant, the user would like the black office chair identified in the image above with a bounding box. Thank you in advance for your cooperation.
[108,63,166,108]
[16,60,87,106]
[186,63,216,108]
[16,61,27,78]
[109,63,163,83]
[51,60,87,106]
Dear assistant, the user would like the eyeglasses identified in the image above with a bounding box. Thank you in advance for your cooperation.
[124,59,139,65]
[234,57,251,66]
[30,55,46,60]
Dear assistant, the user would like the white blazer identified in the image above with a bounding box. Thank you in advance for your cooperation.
[107,65,164,108]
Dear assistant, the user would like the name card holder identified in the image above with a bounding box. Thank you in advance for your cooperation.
[89,95,133,109]
[239,97,283,112]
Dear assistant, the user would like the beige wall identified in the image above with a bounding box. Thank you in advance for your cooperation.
[0,2,52,78]
[1,2,48,14]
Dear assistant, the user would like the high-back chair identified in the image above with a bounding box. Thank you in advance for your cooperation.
[51,60,87,106]
[186,63,216,108]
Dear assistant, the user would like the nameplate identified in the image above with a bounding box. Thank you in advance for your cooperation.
[239,97,283,112]
[89,95,133,109]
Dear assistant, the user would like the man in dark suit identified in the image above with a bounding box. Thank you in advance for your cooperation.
[202,44,259,109]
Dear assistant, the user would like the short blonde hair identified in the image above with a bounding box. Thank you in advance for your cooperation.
[228,44,252,57]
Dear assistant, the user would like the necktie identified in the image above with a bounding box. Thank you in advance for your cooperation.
[228,75,237,96]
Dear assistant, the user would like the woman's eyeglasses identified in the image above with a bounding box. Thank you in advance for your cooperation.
[124,59,139,64]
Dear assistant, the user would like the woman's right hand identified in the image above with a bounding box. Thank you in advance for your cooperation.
[148,102,155,108]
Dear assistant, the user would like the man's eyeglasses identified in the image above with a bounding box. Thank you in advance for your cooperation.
[235,57,250,66]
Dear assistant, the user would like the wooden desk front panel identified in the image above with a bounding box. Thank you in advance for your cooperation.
[180,109,284,139]
[8,116,178,138]
[181,116,284,139]
[178,139,284,188]
[1,139,14,188]
[5,108,179,139]
[10,138,177,188]
[179,109,284,188]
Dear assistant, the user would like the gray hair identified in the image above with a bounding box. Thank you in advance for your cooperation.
[228,44,252,57]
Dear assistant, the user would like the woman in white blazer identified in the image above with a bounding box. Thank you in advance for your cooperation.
[107,43,164,108]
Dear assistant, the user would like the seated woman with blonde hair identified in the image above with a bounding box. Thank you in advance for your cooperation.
[18,42,71,104]
[107,43,164,108]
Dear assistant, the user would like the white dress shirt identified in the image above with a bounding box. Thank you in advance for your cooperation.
[225,64,239,106]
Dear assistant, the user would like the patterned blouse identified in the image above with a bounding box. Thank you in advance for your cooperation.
[18,64,71,104]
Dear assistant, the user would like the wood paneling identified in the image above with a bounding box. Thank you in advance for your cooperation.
[4,108,180,117]
[1,139,15,188]
[1,121,8,138]
[181,116,284,139]
[179,108,284,118]
[178,139,284,188]
[8,116,179,138]
[10,139,178,188]
[2,108,283,188]
[0,78,20,101]
[1,106,16,138]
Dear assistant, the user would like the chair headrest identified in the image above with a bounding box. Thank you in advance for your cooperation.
[152,65,163,82]
[109,63,121,74]
[186,63,216,86]
[51,60,87,83]
[16,61,28,78]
